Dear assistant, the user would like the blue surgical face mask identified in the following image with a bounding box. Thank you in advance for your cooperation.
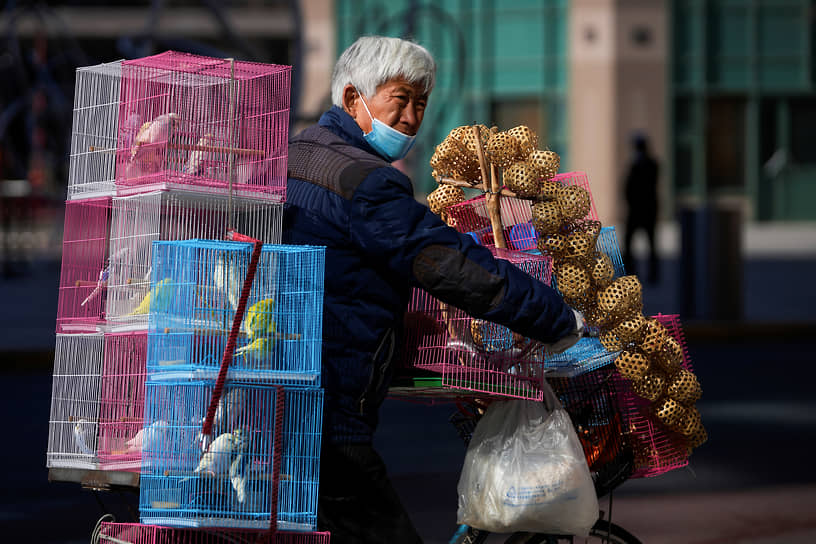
[357,90,416,162]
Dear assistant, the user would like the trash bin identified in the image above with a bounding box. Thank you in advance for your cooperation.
[678,198,743,321]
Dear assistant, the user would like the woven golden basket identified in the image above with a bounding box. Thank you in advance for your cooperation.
[504,161,541,198]
[539,179,561,200]
[555,261,591,299]
[557,185,592,224]
[632,370,667,402]
[591,252,615,287]
[655,335,683,373]
[667,368,702,404]
[613,313,647,344]
[597,275,643,317]
[485,131,522,168]
[507,125,538,157]
[427,184,465,216]
[458,124,494,157]
[639,318,668,354]
[654,397,687,430]
[686,422,708,449]
[531,200,563,235]
[614,349,650,380]
[600,330,623,352]
[536,232,568,258]
[679,405,703,437]
[470,319,486,349]
[584,302,613,329]
[528,149,560,181]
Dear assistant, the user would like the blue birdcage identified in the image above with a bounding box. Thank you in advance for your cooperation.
[145,239,325,384]
[139,381,323,530]
[596,226,626,277]
[278,386,323,531]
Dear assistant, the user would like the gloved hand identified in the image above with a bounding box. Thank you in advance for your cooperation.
[544,308,585,354]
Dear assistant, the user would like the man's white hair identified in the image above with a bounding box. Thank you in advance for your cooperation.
[331,36,436,106]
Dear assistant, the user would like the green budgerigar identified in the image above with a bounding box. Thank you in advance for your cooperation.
[241,298,276,340]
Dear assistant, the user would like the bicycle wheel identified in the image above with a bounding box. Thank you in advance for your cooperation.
[503,519,642,544]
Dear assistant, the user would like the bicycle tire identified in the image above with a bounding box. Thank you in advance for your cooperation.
[502,519,642,544]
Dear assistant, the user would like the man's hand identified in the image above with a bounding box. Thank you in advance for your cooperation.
[545,308,585,354]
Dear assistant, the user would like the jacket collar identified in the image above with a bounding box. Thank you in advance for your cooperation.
[318,105,389,162]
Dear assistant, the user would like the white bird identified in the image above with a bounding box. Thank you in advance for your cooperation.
[125,420,169,454]
[229,451,249,503]
[184,132,213,176]
[73,419,95,456]
[213,388,246,437]
[213,252,243,312]
[129,112,180,162]
[194,429,246,477]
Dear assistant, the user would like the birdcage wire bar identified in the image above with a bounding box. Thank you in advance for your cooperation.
[47,333,104,470]
[105,189,283,327]
[98,522,331,543]
[67,60,123,200]
[117,51,290,198]
[139,380,284,529]
[616,314,694,478]
[97,331,149,471]
[56,196,113,333]
[146,240,324,384]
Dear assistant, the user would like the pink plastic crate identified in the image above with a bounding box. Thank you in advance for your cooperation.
[56,197,112,333]
[402,249,552,400]
[444,171,599,251]
[617,313,694,478]
[98,523,331,543]
[97,331,149,472]
[116,51,291,198]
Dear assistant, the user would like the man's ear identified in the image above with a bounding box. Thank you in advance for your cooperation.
[342,85,359,119]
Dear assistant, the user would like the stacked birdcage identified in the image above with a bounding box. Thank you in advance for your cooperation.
[139,238,325,531]
[105,190,284,329]
[116,51,290,198]
[97,522,330,544]
[67,60,124,200]
[49,50,329,541]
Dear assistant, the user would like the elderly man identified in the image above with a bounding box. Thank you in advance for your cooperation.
[283,36,583,543]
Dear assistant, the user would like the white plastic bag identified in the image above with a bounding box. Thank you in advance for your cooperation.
[456,385,599,536]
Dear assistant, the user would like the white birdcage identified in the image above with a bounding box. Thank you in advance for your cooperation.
[105,188,283,328]
[67,60,123,200]
[47,333,104,470]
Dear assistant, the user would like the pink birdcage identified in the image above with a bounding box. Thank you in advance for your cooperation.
[104,188,283,327]
[402,249,552,401]
[116,51,291,198]
[47,333,104,470]
[445,171,600,251]
[56,197,113,333]
[97,522,331,543]
[97,331,149,471]
[617,313,695,478]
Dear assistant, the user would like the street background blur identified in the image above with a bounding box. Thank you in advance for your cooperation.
[1,1,815,543]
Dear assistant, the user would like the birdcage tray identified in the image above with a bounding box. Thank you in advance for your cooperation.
[48,467,139,490]
[146,368,321,384]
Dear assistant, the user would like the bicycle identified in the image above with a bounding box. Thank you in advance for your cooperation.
[390,358,642,544]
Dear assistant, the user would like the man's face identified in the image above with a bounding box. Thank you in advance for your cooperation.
[355,77,428,136]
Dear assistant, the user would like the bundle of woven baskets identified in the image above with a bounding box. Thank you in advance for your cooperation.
[427,124,707,454]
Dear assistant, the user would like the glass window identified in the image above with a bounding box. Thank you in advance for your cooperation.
[706,97,745,189]
[789,98,816,164]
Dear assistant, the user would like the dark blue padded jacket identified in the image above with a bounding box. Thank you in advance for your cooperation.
[283,106,576,443]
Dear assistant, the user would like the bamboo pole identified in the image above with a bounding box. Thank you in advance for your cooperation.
[487,162,507,249]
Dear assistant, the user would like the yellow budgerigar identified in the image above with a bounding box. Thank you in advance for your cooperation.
[129,278,173,316]
[234,336,273,359]
[242,298,276,340]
